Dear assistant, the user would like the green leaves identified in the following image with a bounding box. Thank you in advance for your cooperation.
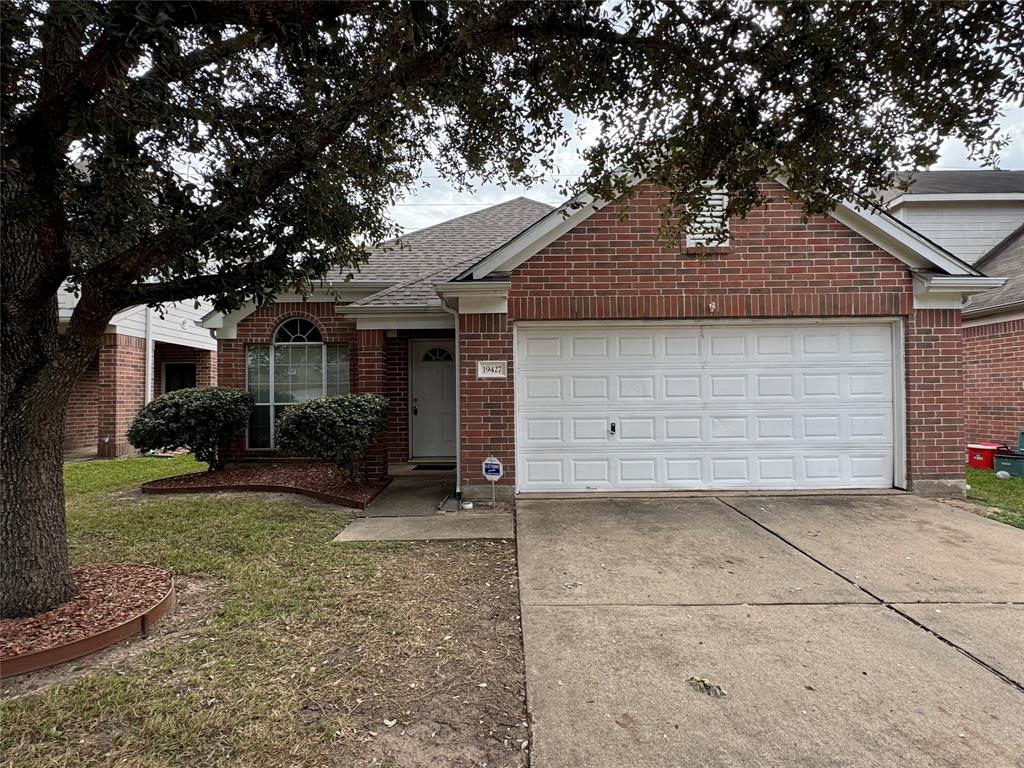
[4,1,1023,317]
[275,394,388,478]
[127,387,255,470]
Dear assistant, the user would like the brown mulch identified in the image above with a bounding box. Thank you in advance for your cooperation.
[0,564,172,660]
[142,464,388,508]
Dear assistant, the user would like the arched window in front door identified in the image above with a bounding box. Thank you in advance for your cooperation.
[245,318,349,449]
[422,347,454,362]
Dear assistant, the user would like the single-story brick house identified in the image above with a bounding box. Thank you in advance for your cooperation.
[202,179,1005,498]
[884,170,1023,449]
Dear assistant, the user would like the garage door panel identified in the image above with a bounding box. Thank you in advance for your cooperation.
[519,369,892,407]
[516,323,896,492]
[519,409,893,450]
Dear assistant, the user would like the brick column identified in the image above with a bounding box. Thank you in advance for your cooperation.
[96,333,147,457]
[905,308,965,497]
[356,329,388,479]
[459,313,515,500]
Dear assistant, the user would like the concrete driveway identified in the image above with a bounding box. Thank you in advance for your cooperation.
[516,494,1024,768]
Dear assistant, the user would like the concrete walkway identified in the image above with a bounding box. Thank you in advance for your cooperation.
[333,475,513,541]
[517,494,1024,768]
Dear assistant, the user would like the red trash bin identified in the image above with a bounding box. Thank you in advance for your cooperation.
[967,443,1006,470]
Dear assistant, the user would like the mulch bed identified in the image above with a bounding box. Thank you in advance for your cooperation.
[0,564,172,663]
[142,464,389,509]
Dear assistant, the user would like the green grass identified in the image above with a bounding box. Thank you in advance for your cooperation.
[64,453,206,494]
[4,457,525,767]
[966,467,1024,529]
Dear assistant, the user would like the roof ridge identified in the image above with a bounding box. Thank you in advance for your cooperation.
[374,195,554,248]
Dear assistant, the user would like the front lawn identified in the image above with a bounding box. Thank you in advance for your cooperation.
[2,457,526,768]
[966,467,1024,530]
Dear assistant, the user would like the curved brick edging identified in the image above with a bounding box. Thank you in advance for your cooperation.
[140,476,391,510]
[0,579,176,679]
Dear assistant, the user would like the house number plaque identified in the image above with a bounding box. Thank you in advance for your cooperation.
[476,360,507,379]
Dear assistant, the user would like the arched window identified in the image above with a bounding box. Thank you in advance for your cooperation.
[274,318,323,343]
[422,347,454,362]
[245,318,349,448]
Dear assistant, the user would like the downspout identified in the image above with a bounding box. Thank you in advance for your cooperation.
[439,297,462,499]
[144,307,154,404]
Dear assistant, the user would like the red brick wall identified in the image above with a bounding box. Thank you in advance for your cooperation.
[509,182,912,321]
[64,354,100,451]
[152,342,217,399]
[905,309,965,485]
[964,317,1024,447]
[458,313,516,489]
[455,181,964,495]
[97,333,146,457]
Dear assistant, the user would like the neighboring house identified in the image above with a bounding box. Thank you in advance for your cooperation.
[60,291,217,457]
[885,170,1024,263]
[962,226,1024,446]
[884,171,1024,448]
[202,180,1004,498]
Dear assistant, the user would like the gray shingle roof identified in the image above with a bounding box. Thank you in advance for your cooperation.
[964,224,1024,317]
[328,197,553,286]
[896,170,1024,196]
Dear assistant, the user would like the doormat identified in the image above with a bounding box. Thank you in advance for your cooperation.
[414,464,456,471]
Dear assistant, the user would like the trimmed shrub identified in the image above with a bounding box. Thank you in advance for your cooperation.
[275,393,388,479]
[127,387,254,471]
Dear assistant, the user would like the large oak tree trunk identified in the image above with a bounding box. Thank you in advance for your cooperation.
[0,377,77,617]
[1,163,102,618]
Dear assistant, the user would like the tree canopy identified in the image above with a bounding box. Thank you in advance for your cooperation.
[4,1,1022,325]
[2,0,1023,618]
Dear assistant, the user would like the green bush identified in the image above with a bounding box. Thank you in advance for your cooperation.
[275,394,388,479]
[127,387,254,471]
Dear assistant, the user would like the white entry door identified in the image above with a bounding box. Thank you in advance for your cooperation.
[410,340,457,458]
[516,322,898,492]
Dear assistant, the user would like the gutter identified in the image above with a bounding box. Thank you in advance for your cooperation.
[962,298,1024,321]
[144,307,154,403]
[439,296,463,500]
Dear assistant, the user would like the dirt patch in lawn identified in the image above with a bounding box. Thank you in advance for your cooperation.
[330,541,529,768]
[142,463,389,508]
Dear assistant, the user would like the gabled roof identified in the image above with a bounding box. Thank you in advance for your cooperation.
[325,197,553,285]
[894,170,1024,196]
[462,177,985,281]
[964,224,1024,318]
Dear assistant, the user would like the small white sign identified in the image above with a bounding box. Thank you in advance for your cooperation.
[476,360,507,379]
[482,455,504,482]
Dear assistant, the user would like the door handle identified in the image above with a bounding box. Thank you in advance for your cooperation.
[413,406,418,416]
[609,421,616,435]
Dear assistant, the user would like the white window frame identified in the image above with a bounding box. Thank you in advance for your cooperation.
[246,336,351,450]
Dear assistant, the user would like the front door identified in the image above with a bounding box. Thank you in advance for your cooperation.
[163,362,197,393]
[410,340,457,458]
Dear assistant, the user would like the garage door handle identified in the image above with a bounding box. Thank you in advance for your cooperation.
[609,421,616,435]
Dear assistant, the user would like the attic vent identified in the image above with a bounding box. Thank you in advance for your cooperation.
[685,190,729,248]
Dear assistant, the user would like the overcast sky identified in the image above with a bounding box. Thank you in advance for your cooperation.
[386,103,1024,234]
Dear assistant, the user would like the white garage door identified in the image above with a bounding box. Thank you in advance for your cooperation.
[515,322,897,492]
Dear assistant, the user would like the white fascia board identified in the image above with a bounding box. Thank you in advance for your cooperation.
[911,273,1006,309]
[889,193,1024,207]
[962,307,1024,326]
[434,281,510,314]
[347,309,454,330]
